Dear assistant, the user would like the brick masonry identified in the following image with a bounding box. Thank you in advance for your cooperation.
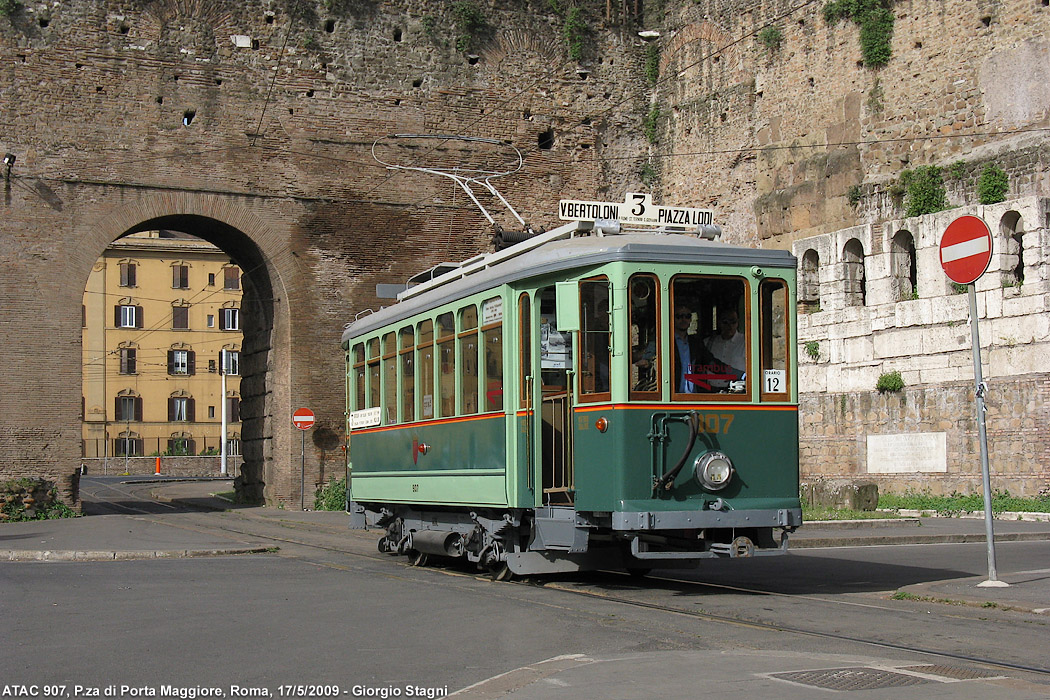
[1,0,1048,505]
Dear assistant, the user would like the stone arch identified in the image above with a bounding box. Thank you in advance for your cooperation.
[890,230,917,301]
[800,248,820,311]
[999,210,1024,286]
[73,191,299,505]
[842,238,866,307]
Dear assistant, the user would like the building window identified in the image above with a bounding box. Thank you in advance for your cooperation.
[166,436,196,456]
[172,305,189,329]
[226,438,241,456]
[119,347,137,375]
[226,396,241,423]
[115,395,142,422]
[220,308,239,331]
[224,267,240,291]
[208,405,216,419]
[891,231,917,301]
[169,396,195,422]
[222,350,240,375]
[843,238,866,307]
[119,262,137,287]
[173,265,189,289]
[800,249,820,311]
[207,314,215,328]
[114,436,143,457]
[208,273,216,286]
[115,304,142,328]
[168,349,196,375]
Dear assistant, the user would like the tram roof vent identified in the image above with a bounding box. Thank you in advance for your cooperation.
[407,262,461,287]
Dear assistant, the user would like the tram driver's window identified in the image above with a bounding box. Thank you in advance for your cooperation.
[580,278,611,398]
[760,279,790,399]
[437,312,456,417]
[538,287,570,393]
[629,274,660,397]
[366,338,381,410]
[351,343,365,412]
[670,276,748,398]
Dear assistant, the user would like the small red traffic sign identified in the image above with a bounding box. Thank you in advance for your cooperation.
[292,408,315,430]
[940,215,993,285]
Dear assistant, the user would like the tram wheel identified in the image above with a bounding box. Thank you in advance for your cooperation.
[408,550,429,567]
[490,563,513,582]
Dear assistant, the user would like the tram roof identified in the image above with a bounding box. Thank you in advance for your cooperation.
[342,225,796,344]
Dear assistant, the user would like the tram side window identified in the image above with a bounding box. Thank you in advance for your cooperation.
[629,274,660,397]
[351,344,365,412]
[760,279,791,399]
[460,305,479,415]
[418,319,435,419]
[400,326,415,422]
[670,276,749,398]
[382,332,397,425]
[519,294,531,409]
[437,312,456,417]
[482,297,504,412]
[538,287,570,392]
[367,338,381,410]
[579,278,611,399]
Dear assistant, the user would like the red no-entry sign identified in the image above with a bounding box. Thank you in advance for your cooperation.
[940,215,993,285]
[292,408,315,430]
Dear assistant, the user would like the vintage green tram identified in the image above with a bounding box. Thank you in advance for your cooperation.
[342,215,802,576]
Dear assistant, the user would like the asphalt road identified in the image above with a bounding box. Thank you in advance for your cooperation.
[2,479,1048,699]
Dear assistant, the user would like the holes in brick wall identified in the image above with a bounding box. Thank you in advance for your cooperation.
[412,78,423,87]
[265,13,275,24]
[808,77,815,87]
[394,98,401,105]
[76,63,83,69]
[182,109,196,126]
[120,24,129,34]
[1043,0,1049,8]
[538,128,554,150]
[288,108,293,115]
[96,86,103,93]
[856,60,864,67]
[798,18,805,27]
[915,41,922,48]
[39,17,49,28]
[306,89,314,97]
[720,112,728,122]
[467,54,480,65]
[981,15,992,26]
[325,19,336,33]
[215,78,222,86]
[713,55,720,63]
[581,116,591,125]
[173,75,180,82]
[156,96,163,104]
[523,108,532,120]
[393,28,402,41]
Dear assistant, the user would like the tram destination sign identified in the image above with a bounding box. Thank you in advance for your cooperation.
[559,192,713,227]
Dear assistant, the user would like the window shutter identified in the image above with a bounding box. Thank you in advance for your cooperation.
[167,351,175,375]
[219,310,227,331]
[231,398,240,423]
[135,306,144,328]
[114,305,121,328]
[168,398,175,422]
[187,351,196,375]
[115,396,123,422]
[128,264,136,287]
[187,398,196,422]
[135,396,143,421]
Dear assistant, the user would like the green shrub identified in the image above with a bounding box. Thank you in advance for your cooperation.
[644,43,660,85]
[976,163,1008,204]
[314,476,347,511]
[823,0,894,68]
[847,184,864,207]
[900,166,947,217]
[643,103,661,143]
[880,489,1050,515]
[562,6,589,61]
[757,25,783,52]
[876,370,904,392]
[0,0,22,17]
[452,0,487,54]
[1,478,78,522]
[804,340,820,360]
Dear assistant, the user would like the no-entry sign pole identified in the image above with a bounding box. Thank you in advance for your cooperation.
[293,408,315,511]
[939,215,1006,588]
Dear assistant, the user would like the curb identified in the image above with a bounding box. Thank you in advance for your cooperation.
[791,531,1050,548]
[0,547,276,562]
[896,579,1050,616]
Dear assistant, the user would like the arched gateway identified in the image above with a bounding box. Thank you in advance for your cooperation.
[1,186,346,508]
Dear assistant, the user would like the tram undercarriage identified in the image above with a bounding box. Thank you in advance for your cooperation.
[349,501,799,576]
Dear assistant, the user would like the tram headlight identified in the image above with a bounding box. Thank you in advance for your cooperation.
[693,451,734,491]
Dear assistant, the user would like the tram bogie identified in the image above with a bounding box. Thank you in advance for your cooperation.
[343,212,802,576]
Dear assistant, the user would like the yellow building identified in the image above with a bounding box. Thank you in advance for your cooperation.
[82,232,243,459]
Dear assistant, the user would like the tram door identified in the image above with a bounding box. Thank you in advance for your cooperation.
[537,287,574,505]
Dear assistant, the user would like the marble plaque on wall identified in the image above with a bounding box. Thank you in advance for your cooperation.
[866,432,947,473]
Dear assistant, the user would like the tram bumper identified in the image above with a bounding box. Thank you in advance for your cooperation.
[612,507,802,531]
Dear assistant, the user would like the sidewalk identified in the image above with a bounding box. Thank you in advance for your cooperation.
[2,479,1048,615]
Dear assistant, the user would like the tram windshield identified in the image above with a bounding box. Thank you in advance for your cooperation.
[632,275,750,398]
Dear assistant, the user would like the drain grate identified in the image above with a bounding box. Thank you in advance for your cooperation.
[771,667,931,691]
[903,664,1003,680]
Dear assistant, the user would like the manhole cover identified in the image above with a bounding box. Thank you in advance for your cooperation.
[903,664,1003,680]
[771,667,931,691]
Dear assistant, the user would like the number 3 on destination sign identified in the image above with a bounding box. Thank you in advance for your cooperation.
[631,193,646,216]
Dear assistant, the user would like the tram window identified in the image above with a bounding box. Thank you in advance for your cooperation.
[629,274,660,398]
[352,343,365,412]
[538,287,570,392]
[460,305,479,415]
[383,332,397,425]
[417,319,435,419]
[579,278,611,399]
[519,294,531,409]
[437,312,456,417]
[670,276,749,399]
[399,326,415,422]
[482,297,504,412]
[760,279,791,399]
[367,338,381,409]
